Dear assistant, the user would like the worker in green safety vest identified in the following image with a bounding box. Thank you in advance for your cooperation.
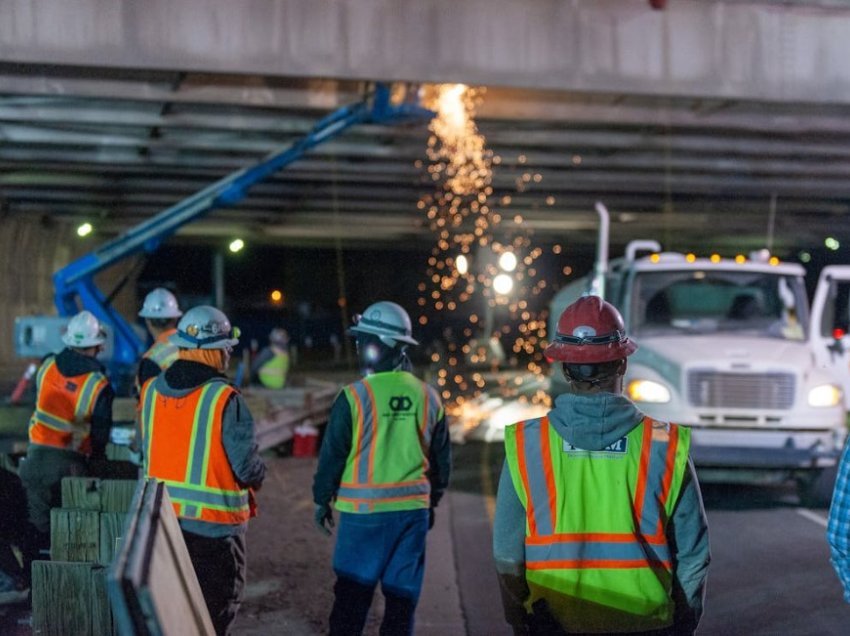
[251,327,290,389]
[494,296,710,635]
[312,300,451,636]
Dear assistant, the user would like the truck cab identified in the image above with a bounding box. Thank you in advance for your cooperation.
[550,242,849,504]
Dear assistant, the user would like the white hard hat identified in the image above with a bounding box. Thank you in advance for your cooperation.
[62,310,107,348]
[138,288,183,319]
[170,306,239,349]
[350,301,419,347]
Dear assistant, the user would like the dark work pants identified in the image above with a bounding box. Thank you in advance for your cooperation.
[181,530,247,636]
[329,509,429,636]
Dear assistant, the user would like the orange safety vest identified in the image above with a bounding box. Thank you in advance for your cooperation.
[28,355,109,454]
[139,376,251,525]
[134,328,179,394]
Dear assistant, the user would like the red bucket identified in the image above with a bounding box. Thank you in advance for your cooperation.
[293,424,319,457]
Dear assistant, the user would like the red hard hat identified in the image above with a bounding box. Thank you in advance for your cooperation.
[544,295,638,364]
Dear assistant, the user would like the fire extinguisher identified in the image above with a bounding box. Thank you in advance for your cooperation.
[10,362,37,404]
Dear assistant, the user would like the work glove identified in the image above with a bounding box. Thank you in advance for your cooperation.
[428,508,435,531]
[314,503,335,536]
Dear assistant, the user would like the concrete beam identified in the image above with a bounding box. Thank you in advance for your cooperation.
[3,0,850,104]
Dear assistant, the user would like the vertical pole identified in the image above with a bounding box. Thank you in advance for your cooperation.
[213,251,225,308]
[767,192,777,253]
[590,202,610,299]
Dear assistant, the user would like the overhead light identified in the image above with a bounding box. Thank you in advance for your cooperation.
[229,238,244,253]
[456,254,469,275]
[493,274,514,295]
[498,251,517,272]
[825,237,840,251]
[76,222,93,237]
[799,251,812,263]
[270,290,283,303]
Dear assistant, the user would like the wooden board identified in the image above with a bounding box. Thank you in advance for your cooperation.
[108,479,214,635]
[99,512,126,566]
[32,561,110,636]
[101,480,139,513]
[51,508,100,562]
[61,476,101,510]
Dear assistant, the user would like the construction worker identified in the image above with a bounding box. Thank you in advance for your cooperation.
[135,287,183,392]
[493,296,710,635]
[312,300,452,636]
[250,327,290,389]
[138,305,265,636]
[19,310,114,559]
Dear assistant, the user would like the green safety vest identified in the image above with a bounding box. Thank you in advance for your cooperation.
[504,415,690,633]
[257,350,290,389]
[335,370,443,514]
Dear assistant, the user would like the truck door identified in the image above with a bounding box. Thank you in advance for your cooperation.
[810,265,850,408]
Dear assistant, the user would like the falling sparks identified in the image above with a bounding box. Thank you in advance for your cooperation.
[414,83,588,428]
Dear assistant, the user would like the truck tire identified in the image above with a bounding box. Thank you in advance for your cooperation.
[798,466,838,509]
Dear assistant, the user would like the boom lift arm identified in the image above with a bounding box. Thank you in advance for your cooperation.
[51,83,434,377]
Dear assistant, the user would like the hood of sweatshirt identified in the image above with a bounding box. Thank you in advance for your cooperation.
[546,391,644,451]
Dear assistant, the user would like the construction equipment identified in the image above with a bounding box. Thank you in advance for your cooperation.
[548,202,850,505]
[14,84,433,391]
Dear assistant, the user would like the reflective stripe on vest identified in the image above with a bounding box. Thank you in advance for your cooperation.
[335,371,441,513]
[143,330,179,371]
[140,377,250,525]
[505,416,690,632]
[28,356,107,453]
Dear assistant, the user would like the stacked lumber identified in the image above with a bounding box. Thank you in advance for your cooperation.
[32,477,138,636]
[245,379,339,451]
[108,479,214,635]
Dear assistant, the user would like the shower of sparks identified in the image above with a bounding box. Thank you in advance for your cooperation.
[414,84,574,428]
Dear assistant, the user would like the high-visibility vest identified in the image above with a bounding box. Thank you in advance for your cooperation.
[139,376,250,525]
[335,371,442,514]
[257,349,289,389]
[504,415,691,633]
[143,329,179,371]
[28,355,109,454]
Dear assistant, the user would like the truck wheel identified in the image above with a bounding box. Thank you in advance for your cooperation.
[798,466,838,509]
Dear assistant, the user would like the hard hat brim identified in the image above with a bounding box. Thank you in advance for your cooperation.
[169,332,239,349]
[348,324,419,346]
[138,309,183,319]
[544,338,637,364]
[61,334,107,348]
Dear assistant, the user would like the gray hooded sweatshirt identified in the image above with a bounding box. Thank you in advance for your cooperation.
[493,391,710,634]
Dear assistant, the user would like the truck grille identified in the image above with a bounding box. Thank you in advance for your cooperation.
[687,370,795,410]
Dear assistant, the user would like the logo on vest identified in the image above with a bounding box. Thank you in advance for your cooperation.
[389,395,413,412]
[563,436,628,456]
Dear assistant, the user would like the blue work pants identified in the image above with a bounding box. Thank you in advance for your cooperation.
[329,508,429,636]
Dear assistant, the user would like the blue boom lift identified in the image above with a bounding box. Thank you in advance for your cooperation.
[17,83,433,392]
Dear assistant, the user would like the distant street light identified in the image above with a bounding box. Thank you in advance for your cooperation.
[229,238,245,253]
[456,254,469,275]
[76,222,93,237]
[493,273,514,296]
[498,251,517,272]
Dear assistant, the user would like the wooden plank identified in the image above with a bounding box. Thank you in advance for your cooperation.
[111,397,137,424]
[99,512,126,566]
[108,479,214,635]
[90,565,116,636]
[61,476,101,510]
[101,479,139,513]
[32,561,96,636]
[51,508,100,563]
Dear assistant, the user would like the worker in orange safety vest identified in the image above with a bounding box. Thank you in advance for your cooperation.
[493,296,710,635]
[135,287,183,393]
[19,310,114,564]
[139,305,265,636]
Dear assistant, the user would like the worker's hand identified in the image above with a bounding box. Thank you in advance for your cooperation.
[428,508,435,531]
[314,503,335,536]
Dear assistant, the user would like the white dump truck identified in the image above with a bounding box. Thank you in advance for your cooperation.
[550,238,850,505]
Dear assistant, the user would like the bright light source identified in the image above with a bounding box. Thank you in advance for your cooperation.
[808,384,842,408]
[626,380,671,403]
[826,237,840,251]
[270,290,283,303]
[456,254,469,275]
[735,254,746,264]
[493,274,514,295]
[685,253,696,263]
[650,253,660,263]
[229,238,244,253]
[710,254,721,263]
[76,222,93,237]
[799,251,811,263]
[498,251,517,272]
[769,256,780,266]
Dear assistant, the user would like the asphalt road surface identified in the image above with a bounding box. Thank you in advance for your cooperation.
[448,441,850,636]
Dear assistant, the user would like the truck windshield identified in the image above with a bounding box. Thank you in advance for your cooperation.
[630,269,809,340]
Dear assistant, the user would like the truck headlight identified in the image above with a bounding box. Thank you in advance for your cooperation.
[808,384,843,408]
[626,380,671,403]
